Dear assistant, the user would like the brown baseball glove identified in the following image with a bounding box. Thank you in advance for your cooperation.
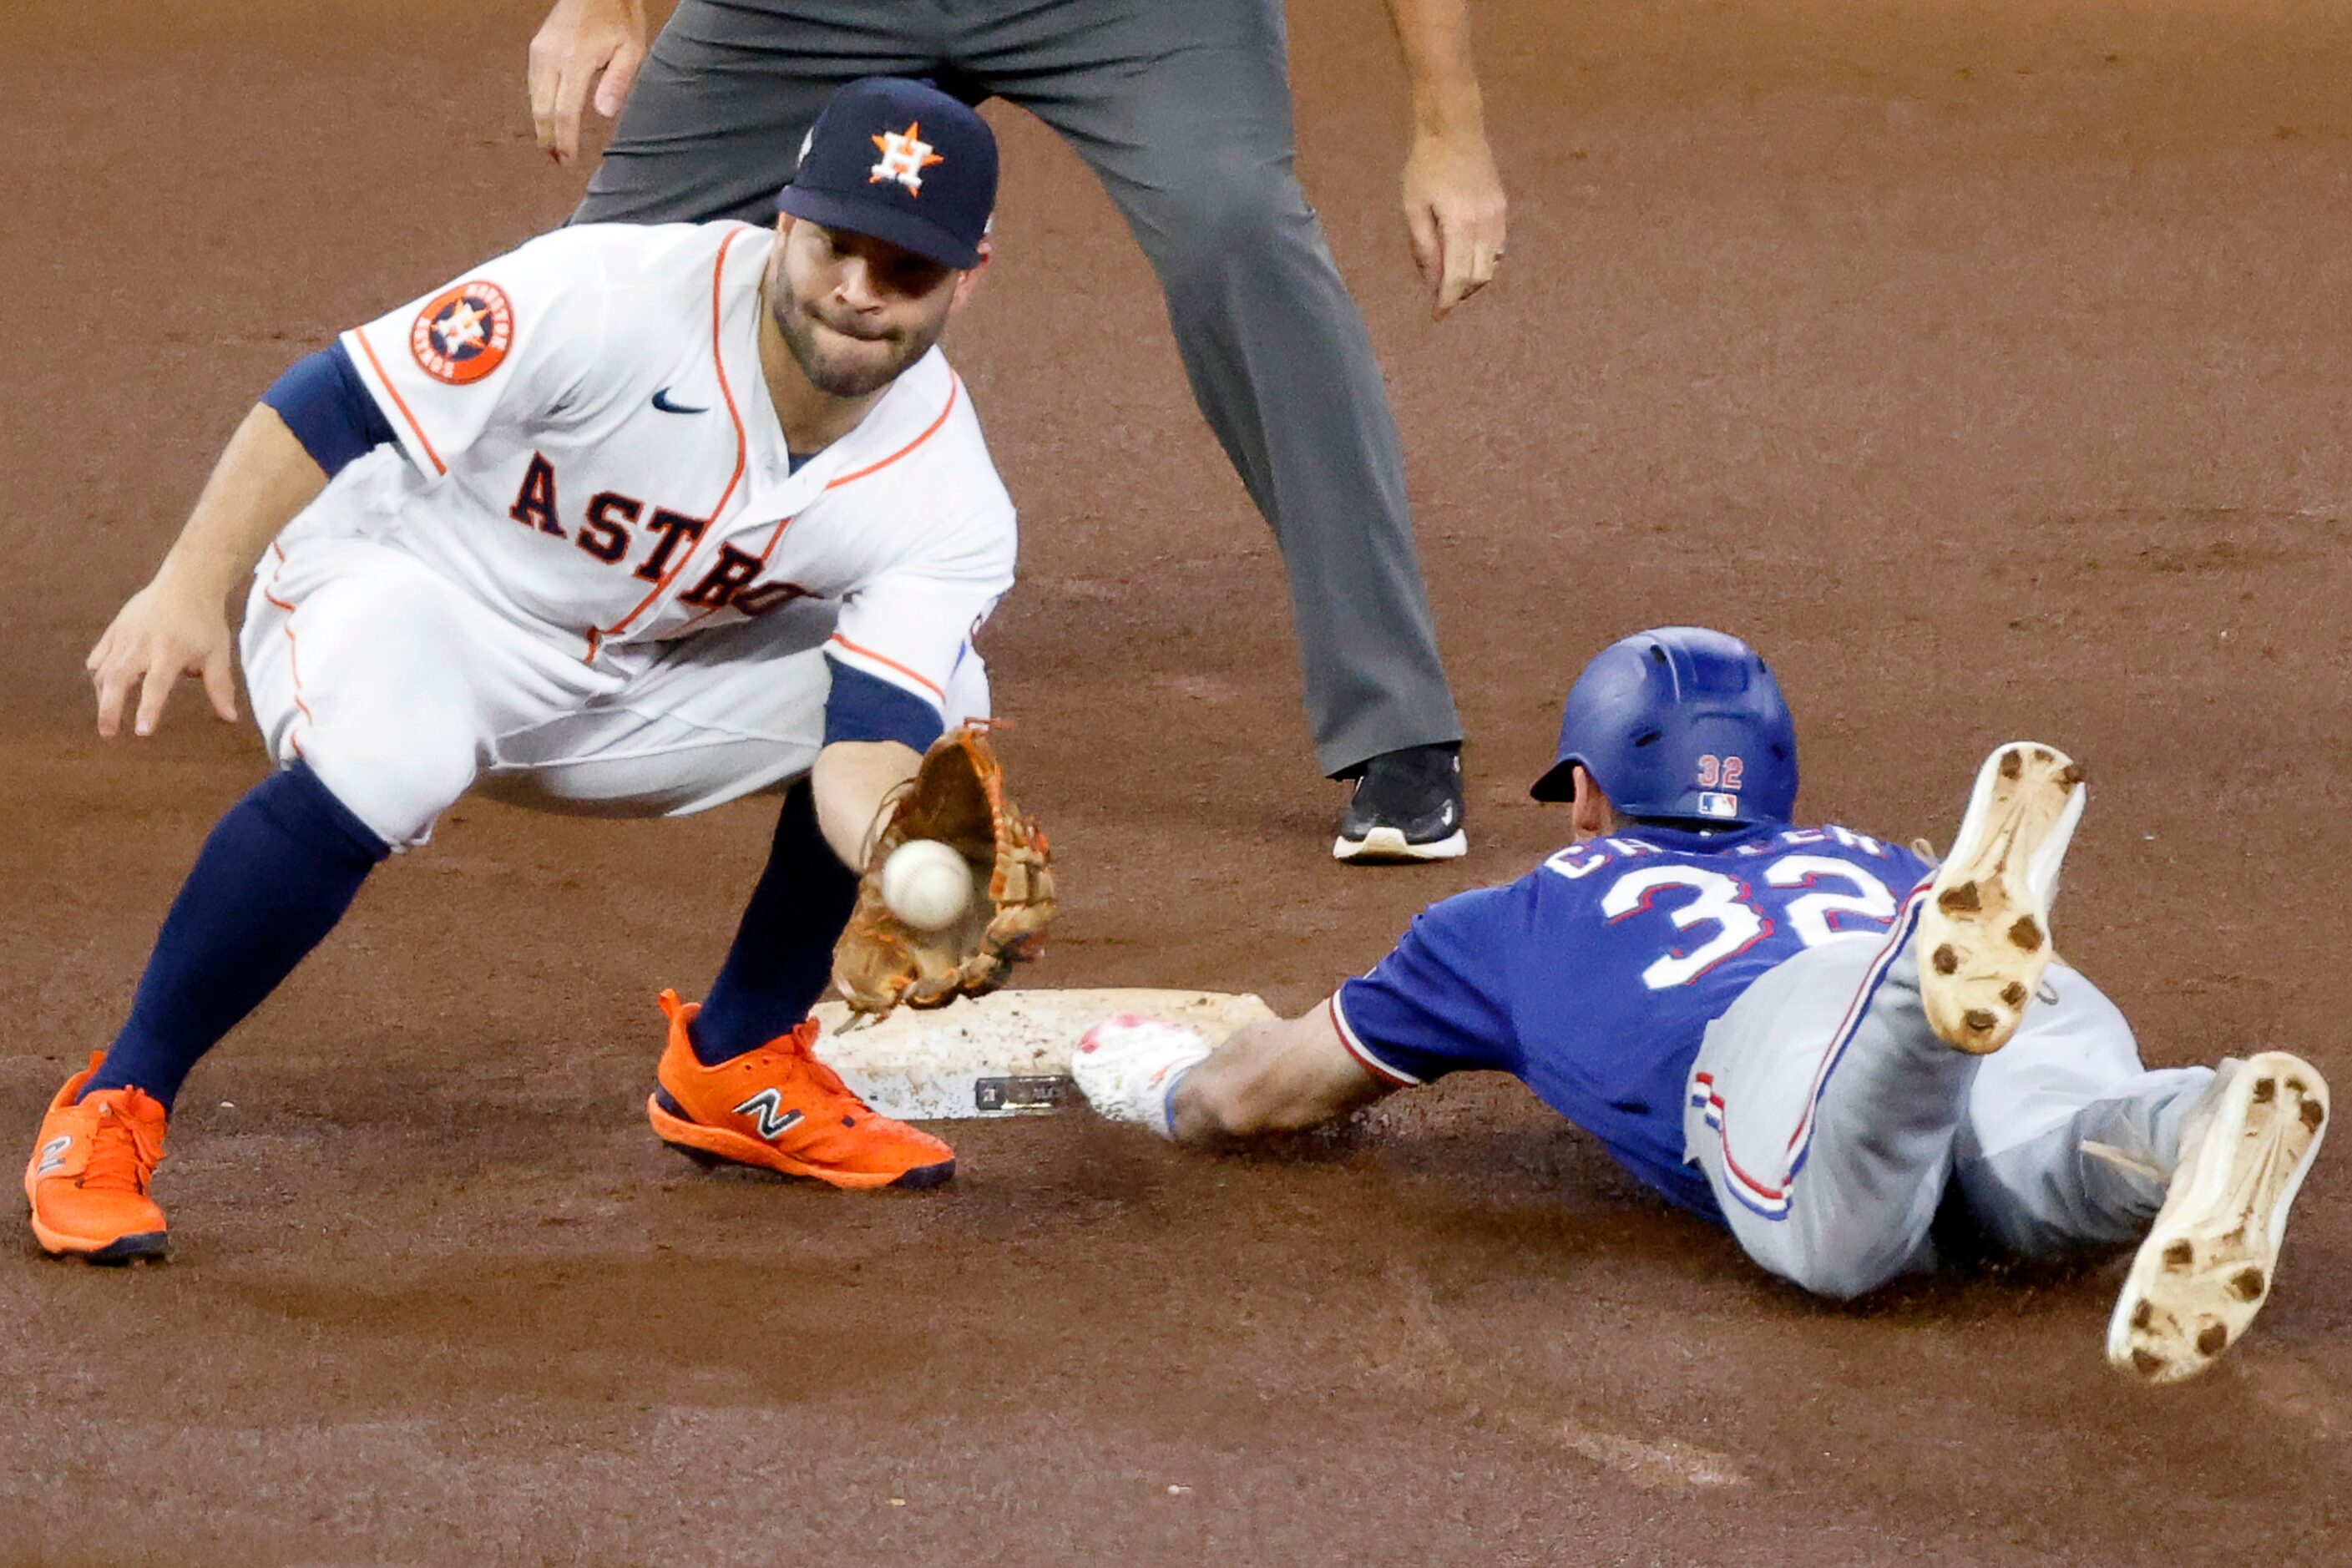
[832,725,1056,1020]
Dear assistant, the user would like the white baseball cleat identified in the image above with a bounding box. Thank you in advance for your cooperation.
[2107,1052,2329,1385]
[1918,741,2086,1054]
[1071,1014,1213,1138]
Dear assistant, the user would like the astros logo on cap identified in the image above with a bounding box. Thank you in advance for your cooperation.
[869,123,945,195]
[410,281,514,385]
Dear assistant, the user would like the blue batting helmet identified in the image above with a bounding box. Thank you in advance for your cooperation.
[1530,627,1798,827]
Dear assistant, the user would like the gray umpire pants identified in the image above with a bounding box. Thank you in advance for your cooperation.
[1684,908,2213,1299]
[573,0,1462,776]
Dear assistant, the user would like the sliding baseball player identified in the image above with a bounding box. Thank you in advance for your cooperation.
[1075,627,2329,1384]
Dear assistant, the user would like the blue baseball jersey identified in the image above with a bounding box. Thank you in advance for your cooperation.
[1333,822,1932,1219]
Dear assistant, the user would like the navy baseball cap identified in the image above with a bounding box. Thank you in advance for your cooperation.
[776,78,998,271]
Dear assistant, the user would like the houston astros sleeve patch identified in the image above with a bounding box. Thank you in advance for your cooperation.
[409,281,514,385]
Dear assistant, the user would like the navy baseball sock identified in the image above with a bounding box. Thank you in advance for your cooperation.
[690,781,857,1065]
[83,762,389,1110]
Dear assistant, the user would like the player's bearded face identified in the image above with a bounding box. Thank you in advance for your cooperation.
[771,221,962,397]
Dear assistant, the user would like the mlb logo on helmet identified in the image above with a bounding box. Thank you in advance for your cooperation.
[777,78,999,271]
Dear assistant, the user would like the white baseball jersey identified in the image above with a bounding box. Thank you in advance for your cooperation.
[320,220,1014,727]
[242,220,1011,847]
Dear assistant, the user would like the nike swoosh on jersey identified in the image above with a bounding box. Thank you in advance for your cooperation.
[651,387,709,414]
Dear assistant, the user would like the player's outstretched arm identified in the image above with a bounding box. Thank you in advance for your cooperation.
[1384,0,1508,318]
[810,738,925,869]
[1075,1004,1395,1145]
[529,0,650,165]
[88,406,326,740]
[1171,1007,1393,1142]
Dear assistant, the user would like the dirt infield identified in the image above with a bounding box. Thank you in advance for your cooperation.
[6,0,2350,1561]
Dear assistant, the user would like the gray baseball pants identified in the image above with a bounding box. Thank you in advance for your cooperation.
[1685,905,2213,1299]
[573,0,1462,776]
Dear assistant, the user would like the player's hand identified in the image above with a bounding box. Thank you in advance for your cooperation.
[1401,129,1508,320]
[529,0,650,166]
[86,569,238,740]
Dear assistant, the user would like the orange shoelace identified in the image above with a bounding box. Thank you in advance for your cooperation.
[766,1022,873,1115]
[78,1097,164,1195]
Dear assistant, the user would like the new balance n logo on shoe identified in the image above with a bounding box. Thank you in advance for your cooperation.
[733,1089,804,1141]
[35,1135,70,1176]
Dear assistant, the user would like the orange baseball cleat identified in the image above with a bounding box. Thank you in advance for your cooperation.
[645,991,955,1189]
[23,1053,171,1263]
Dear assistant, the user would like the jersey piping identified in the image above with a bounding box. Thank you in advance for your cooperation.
[347,328,447,476]
[659,372,959,640]
[596,227,751,641]
[1327,993,1419,1087]
[827,633,945,700]
[825,374,959,490]
[260,543,319,755]
[1692,883,1930,1219]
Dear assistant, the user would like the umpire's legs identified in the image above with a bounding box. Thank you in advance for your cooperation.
[575,0,1464,772]
[974,0,1463,774]
[574,0,949,225]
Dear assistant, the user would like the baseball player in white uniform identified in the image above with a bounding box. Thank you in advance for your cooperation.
[29,78,1014,1263]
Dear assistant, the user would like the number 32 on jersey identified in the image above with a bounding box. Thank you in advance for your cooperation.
[1572,853,1898,990]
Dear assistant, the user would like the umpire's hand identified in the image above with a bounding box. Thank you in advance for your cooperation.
[1402,128,1508,320]
[529,0,651,165]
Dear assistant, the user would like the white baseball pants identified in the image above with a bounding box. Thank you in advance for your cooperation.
[1684,899,2213,1299]
[240,534,989,847]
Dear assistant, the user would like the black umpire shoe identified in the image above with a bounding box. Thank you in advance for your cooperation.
[1333,743,1468,863]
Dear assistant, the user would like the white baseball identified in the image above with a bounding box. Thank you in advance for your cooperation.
[881,838,975,931]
